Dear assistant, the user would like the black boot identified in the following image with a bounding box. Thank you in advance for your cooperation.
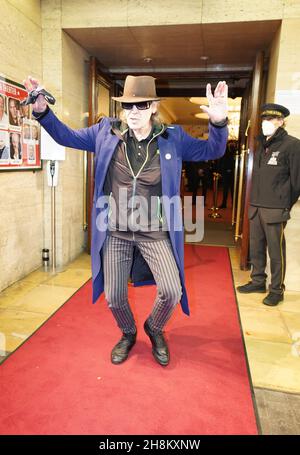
[263,292,284,306]
[144,320,169,366]
[111,332,136,364]
[237,281,266,294]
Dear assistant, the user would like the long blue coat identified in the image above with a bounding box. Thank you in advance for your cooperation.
[38,110,228,315]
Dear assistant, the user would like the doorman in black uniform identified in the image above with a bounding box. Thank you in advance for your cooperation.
[237,103,300,306]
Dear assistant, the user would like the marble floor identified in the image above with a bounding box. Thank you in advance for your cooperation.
[0,253,92,360]
[229,247,300,395]
[0,248,299,434]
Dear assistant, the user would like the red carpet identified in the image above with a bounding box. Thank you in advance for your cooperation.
[0,245,258,435]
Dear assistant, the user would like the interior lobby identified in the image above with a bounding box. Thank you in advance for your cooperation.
[0,0,300,437]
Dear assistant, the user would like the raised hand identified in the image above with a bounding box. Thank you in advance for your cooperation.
[200,81,228,124]
[22,76,48,113]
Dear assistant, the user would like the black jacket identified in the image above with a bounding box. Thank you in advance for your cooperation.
[250,127,300,210]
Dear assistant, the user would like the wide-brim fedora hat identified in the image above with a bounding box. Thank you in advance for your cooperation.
[112,75,161,103]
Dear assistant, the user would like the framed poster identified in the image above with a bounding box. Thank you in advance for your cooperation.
[0,75,42,171]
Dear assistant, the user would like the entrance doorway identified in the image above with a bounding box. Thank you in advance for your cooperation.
[64,19,281,268]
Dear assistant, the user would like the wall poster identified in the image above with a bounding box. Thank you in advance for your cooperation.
[0,75,42,171]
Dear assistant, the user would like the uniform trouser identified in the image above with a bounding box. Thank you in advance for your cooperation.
[249,208,286,294]
[102,235,182,334]
[221,170,234,206]
[192,175,207,205]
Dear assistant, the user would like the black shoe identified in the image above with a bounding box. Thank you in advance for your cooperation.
[263,292,284,306]
[111,332,136,364]
[237,281,266,294]
[144,320,169,366]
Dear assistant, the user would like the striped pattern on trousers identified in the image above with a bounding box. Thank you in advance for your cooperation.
[102,235,182,334]
[249,207,287,294]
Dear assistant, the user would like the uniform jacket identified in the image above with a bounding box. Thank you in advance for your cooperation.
[250,128,300,214]
[37,109,228,315]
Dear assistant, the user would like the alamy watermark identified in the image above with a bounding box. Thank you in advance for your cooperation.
[95,189,204,242]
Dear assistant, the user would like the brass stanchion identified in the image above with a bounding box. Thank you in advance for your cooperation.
[234,145,246,241]
[209,172,221,219]
[231,150,239,226]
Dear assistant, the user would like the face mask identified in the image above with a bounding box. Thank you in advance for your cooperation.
[262,120,277,137]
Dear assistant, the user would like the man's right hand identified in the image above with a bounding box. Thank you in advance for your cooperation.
[23,76,48,113]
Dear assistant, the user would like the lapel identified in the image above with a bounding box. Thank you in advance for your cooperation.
[94,126,119,196]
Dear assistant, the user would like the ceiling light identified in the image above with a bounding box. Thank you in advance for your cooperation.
[228,105,241,112]
[195,113,209,119]
[143,57,152,63]
[200,56,209,60]
[189,97,206,105]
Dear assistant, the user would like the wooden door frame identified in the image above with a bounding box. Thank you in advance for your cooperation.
[86,56,115,253]
[239,51,267,269]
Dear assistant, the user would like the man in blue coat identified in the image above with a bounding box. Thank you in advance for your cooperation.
[24,75,228,366]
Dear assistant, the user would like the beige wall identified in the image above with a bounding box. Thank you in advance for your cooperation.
[267,18,300,136]
[269,18,300,291]
[60,0,300,28]
[41,0,90,268]
[0,1,43,292]
[274,18,300,137]
[266,25,281,102]
[265,17,300,291]
[60,32,90,265]
[0,1,90,293]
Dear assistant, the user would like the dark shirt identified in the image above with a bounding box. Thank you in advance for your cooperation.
[126,126,158,176]
[103,122,169,241]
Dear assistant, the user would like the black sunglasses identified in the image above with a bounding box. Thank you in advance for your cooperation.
[121,101,152,110]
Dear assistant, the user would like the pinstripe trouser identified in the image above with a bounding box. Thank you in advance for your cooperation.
[102,235,182,334]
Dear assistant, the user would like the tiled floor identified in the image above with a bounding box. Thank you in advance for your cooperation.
[0,248,300,434]
[229,247,300,394]
[0,253,91,360]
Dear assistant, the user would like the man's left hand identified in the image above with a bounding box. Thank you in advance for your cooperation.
[200,81,228,124]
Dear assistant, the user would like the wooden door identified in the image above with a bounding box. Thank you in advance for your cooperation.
[86,57,115,252]
[239,51,267,269]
